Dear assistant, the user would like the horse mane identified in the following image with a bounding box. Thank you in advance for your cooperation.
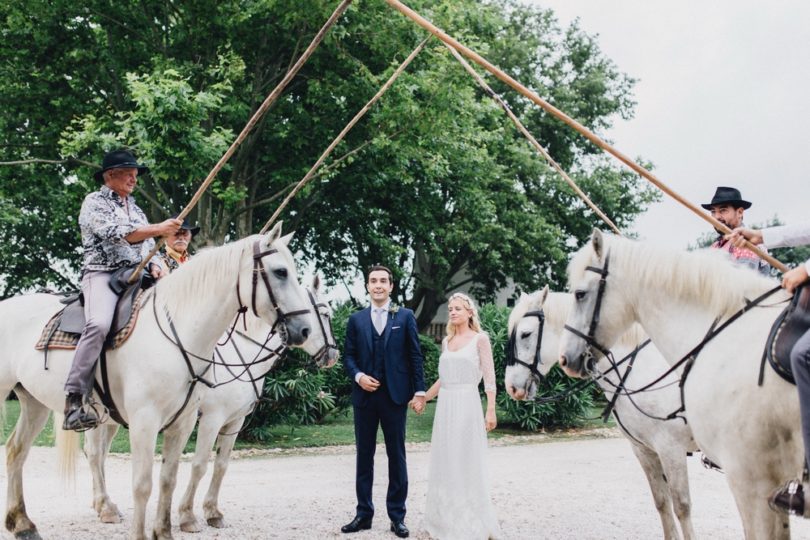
[568,233,781,319]
[154,234,282,319]
[511,288,646,347]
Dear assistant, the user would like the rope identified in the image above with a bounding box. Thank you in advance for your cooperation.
[127,0,355,283]
[260,35,431,233]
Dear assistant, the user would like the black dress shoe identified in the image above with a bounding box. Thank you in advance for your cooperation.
[390,521,409,538]
[341,515,372,533]
[769,479,806,516]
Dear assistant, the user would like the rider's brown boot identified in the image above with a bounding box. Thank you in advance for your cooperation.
[62,392,99,432]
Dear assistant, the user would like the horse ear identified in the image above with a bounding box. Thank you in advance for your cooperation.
[591,229,604,259]
[280,232,294,246]
[312,274,321,293]
[539,285,549,306]
[263,221,283,247]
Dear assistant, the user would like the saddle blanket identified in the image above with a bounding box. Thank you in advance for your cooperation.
[34,291,146,351]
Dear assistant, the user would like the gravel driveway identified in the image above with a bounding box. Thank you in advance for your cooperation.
[6,430,810,539]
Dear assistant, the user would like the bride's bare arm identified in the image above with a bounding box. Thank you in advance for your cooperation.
[478,334,498,431]
[425,380,441,402]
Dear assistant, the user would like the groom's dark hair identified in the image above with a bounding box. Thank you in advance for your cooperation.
[367,264,393,284]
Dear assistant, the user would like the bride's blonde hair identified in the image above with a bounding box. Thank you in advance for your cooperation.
[445,292,482,339]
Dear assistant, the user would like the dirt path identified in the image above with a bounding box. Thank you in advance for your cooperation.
[5,431,810,539]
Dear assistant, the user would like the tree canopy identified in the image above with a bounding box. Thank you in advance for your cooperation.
[0,0,659,326]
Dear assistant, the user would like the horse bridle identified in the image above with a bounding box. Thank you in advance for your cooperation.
[235,239,312,342]
[306,288,339,365]
[563,252,614,365]
[506,309,546,381]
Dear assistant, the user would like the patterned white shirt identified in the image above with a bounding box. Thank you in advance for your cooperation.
[79,185,155,272]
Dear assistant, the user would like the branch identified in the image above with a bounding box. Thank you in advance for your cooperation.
[0,157,97,168]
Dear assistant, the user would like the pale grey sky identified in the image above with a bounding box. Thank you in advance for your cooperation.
[529,0,809,248]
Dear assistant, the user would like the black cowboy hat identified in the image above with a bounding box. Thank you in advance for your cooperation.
[701,186,752,210]
[170,214,201,237]
[94,149,149,182]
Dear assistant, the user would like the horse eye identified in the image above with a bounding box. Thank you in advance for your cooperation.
[575,290,586,301]
[520,331,532,340]
[273,268,288,279]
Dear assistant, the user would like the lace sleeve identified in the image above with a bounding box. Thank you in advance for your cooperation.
[477,333,496,393]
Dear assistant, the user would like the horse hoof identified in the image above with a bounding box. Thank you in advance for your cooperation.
[15,530,42,540]
[100,508,122,524]
[151,532,173,540]
[206,517,226,529]
[180,520,202,533]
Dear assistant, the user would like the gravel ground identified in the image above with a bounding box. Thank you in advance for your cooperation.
[5,429,810,539]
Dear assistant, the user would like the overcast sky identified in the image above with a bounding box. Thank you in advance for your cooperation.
[528,0,809,248]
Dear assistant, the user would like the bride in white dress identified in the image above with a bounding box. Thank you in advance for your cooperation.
[418,292,502,539]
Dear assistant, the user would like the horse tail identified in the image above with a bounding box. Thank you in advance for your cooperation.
[55,415,80,486]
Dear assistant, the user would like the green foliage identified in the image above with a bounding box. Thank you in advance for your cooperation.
[0,0,657,315]
[479,303,593,430]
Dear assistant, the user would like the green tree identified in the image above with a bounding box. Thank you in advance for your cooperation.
[0,0,658,317]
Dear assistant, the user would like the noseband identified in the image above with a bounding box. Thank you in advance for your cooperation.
[563,252,614,363]
[307,288,339,364]
[506,309,546,380]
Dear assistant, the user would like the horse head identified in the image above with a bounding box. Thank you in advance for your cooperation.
[504,286,555,401]
[559,229,631,378]
[302,274,340,368]
[244,223,313,346]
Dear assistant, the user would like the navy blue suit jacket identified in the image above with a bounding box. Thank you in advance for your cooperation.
[343,306,426,406]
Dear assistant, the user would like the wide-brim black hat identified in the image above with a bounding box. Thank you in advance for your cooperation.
[701,186,752,210]
[94,149,149,182]
[170,214,201,237]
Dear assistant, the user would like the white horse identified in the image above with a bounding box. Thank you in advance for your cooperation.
[83,275,339,532]
[504,287,697,539]
[0,224,314,540]
[559,230,798,540]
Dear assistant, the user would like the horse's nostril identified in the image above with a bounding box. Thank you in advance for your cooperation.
[514,388,526,400]
[302,327,310,339]
[560,355,568,367]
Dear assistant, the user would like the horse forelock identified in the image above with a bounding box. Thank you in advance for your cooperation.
[569,233,781,319]
[508,292,542,332]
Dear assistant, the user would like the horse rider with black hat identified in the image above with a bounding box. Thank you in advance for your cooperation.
[63,149,182,431]
[702,186,771,275]
[159,214,201,272]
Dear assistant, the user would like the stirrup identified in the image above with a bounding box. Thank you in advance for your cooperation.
[768,479,806,517]
[62,407,99,432]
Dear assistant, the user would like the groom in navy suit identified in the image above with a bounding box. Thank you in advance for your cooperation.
[341,265,426,538]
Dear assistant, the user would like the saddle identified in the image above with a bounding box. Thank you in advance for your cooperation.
[35,270,148,352]
[763,285,810,385]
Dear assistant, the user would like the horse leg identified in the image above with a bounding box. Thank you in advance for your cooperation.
[178,414,222,533]
[129,414,161,540]
[657,448,695,540]
[5,388,50,540]
[202,417,245,529]
[628,443,680,540]
[725,470,790,540]
[153,412,197,540]
[84,422,122,523]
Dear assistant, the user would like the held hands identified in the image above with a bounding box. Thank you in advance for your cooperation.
[358,374,380,392]
[409,395,426,415]
[485,409,497,432]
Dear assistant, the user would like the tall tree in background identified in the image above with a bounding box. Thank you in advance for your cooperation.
[0,0,658,327]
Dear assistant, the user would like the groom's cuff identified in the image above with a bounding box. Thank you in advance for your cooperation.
[355,372,365,383]
[414,391,425,397]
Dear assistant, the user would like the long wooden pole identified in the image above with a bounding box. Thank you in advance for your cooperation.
[260,36,430,233]
[385,0,787,273]
[446,43,621,236]
[127,0,354,283]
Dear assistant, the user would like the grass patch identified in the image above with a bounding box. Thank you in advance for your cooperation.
[1,398,613,454]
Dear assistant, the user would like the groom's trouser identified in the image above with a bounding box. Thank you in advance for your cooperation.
[353,386,408,522]
[791,327,810,471]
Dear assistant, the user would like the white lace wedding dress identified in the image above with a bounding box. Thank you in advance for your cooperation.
[423,332,502,540]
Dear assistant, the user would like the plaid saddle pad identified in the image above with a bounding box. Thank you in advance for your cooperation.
[34,291,146,351]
